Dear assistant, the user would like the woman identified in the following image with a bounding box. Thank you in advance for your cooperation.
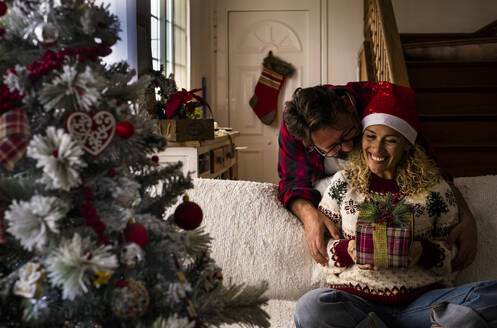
[294,83,497,328]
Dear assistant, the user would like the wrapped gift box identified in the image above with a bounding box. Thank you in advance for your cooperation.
[356,221,411,268]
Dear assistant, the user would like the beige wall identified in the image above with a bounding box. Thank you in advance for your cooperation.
[189,0,214,113]
[326,0,363,85]
[393,0,497,33]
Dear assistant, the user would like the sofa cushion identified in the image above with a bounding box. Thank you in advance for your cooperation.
[187,178,313,301]
[454,175,497,285]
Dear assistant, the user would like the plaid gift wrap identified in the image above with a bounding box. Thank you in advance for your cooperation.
[0,108,30,171]
[356,221,411,268]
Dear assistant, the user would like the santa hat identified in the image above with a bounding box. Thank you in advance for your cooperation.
[361,82,421,144]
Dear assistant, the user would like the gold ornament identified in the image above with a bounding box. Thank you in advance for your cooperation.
[93,271,112,287]
[14,262,44,299]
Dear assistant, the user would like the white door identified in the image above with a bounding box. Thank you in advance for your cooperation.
[215,0,323,184]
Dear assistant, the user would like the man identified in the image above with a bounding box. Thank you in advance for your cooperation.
[278,82,477,270]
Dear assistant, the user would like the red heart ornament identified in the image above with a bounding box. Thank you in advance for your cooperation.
[65,110,116,157]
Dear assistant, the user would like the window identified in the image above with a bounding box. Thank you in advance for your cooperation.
[151,0,189,89]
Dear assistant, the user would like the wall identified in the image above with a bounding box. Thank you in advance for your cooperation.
[189,0,215,115]
[393,0,497,33]
[326,0,363,85]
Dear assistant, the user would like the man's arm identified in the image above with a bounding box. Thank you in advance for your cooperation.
[290,198,340,266]
[448,185,478,271]
[277,120,339,265]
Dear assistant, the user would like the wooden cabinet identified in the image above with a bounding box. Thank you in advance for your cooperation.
[156,131,239,179]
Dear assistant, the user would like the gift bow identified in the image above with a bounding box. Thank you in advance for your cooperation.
[165,88,213,119]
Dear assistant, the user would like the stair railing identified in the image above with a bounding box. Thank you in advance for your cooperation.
[359,0,410,87]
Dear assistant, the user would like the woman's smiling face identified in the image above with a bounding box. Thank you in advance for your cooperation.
[362,125,410,180]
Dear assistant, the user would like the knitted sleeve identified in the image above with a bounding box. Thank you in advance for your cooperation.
[419,180,459,274]
[318,171,354,272]
[317,171,348,231]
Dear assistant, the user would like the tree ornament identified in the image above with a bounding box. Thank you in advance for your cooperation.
[27,127,86,191]
[110,280,149,319]
[40,65,101,111]
[93,271,112,287]
[45,234,118,300]
[5,195,70,251]
[34,21,59,44]
[0,2,7,17]
[0,108,30,171]
[116,121,135,139]
[174,195,203,230]
[123,218,148,248]
[65,110,116,157]
[13,262,45,299]
[119,242,144,268]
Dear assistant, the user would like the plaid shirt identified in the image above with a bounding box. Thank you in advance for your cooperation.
[277,82,451,208]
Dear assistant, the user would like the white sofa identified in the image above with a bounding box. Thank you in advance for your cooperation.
[184,175,497,328]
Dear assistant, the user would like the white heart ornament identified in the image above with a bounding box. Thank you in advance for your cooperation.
[65,110,116,157]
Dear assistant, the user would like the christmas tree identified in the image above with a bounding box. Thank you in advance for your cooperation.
[0,0,269,327]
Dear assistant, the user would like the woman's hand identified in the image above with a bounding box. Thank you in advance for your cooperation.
[348,240,380,271]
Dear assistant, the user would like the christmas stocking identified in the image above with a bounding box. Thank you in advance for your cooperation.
[249,51,295,125]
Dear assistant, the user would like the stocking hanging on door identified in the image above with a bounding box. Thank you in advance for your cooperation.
[249,51,295,125]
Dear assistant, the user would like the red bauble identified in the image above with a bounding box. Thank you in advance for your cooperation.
[123,222,149,248]
[0,2,7,17]
[116,121,135,139]
[174,197,203,230]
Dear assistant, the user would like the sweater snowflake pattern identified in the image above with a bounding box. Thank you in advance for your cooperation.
[318,170,459,304]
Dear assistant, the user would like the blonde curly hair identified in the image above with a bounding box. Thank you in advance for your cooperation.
[343,142,441,195]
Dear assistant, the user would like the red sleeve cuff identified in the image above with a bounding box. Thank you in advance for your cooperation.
[331,239,354,267]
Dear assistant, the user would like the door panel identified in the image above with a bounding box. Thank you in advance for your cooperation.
[221,2,321,183]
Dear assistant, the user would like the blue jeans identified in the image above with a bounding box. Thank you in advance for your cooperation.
[294,280,497,328]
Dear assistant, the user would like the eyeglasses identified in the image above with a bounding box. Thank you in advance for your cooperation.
[312,126,359,157]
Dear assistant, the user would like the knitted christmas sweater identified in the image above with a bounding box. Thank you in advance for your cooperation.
[318,171,459,304]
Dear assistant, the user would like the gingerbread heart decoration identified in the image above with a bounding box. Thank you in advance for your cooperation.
[65,110,116,157]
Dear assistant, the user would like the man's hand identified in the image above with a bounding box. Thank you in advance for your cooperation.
[303,210,340,266]
[290,199,340,266]
[448,214,477,271]
[449,186,478,271]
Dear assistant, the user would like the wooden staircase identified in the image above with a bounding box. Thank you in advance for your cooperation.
[359,0,497,177]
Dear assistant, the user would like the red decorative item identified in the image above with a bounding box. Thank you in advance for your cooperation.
[80,186,108,245]
[65,110,116,157]
[361,81,420,144]
[108,169,116,177]
[174,195,203,230]
[165,88,212,119]
[0,2,7,17]
[116,121,135,139]
[123,219,149,248]
[249,51,295,125]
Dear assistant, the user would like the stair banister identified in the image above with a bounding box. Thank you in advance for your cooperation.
[361,0,410,87]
